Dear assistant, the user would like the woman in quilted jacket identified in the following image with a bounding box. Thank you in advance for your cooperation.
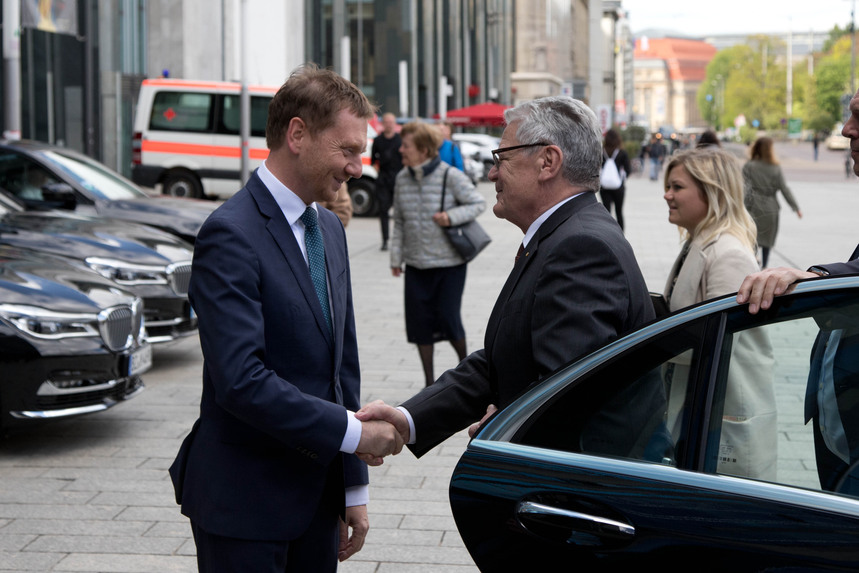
[390,121,486,386]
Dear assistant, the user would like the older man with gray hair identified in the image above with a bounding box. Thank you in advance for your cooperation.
[357,96,654,458]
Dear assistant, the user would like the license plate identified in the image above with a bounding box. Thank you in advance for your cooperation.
[128,344,153,376]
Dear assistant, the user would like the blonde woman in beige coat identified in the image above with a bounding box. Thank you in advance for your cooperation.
[662,147,777,481]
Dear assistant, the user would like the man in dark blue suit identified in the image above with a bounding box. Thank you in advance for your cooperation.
[169,65,403,572]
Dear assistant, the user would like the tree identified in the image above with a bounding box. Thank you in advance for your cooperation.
[815,34,853,123]
[697,37,788,132]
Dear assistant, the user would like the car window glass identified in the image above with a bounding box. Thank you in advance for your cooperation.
[220,95,270,138]
[0,153,59,201]
[150,92,213,132]
[710,296,859,498]
[42,151,146,200]
[514,320,710,468]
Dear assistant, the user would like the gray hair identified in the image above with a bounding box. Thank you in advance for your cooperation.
[504,96,602,190]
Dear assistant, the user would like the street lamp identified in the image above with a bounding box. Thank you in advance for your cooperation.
[710,74,725,130]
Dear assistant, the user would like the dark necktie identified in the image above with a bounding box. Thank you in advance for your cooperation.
[515,243,525,263]
[300,207,332,334]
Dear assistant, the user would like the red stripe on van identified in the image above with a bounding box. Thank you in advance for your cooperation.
[141,78,278,94]
[141,140,270,160]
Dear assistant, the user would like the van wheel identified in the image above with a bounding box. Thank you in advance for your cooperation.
[162,171,203,199]
[347,178,378,217]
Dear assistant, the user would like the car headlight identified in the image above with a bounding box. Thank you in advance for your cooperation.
[0,304,100,339]
[85,257,169,286]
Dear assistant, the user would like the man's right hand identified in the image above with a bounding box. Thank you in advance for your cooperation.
[736,267,818,314]
[356,400,410,443]
[356,419,404,467]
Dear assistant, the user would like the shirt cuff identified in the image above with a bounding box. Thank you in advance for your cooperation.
[345,484,369,507]
[340,411,362,453]
[397,406,417,445]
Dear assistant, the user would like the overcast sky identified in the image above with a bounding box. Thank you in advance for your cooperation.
[622,0,854,37]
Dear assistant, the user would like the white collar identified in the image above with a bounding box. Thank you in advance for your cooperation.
[258,160,315,225]
[522,193,584,248]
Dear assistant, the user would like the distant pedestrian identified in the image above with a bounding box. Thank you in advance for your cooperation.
[371,112,403,250]
[648,134,666,181]
[599,129,631,230]
[742,137,802,267]
[436,121,465,172]
[318,182,353,227]
[696,130,721,149]
[813,133,820,161]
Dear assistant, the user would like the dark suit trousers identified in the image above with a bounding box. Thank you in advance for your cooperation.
[191,462,342,573]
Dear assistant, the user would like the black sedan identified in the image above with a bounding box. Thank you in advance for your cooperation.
[0,244,150,432]
[452,276,859,571]
[0,191,195,344]
[0,139,217,244]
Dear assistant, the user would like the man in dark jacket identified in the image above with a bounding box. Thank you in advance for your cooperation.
[370,112,402,250]
[356,96,655,459]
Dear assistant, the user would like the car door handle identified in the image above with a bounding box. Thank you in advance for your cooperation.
[516,501,635,540]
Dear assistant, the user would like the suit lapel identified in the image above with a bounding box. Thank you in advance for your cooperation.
[247,175,335,349]
[484,193,596,345]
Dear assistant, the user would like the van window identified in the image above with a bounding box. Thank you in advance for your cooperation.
[150,92,213,132]
[220,95,271,138]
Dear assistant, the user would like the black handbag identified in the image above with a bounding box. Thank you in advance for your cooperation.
[439,168,491,262]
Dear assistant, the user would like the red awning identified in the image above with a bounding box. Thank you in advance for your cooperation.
[433,102,510,127]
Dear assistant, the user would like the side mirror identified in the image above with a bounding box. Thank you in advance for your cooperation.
[39,182,77,210]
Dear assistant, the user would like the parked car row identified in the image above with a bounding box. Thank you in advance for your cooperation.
[0,138,215,434]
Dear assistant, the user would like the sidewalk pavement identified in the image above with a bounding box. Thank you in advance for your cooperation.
[0,143,856,572]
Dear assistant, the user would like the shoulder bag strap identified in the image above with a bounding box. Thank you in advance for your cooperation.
[439,168,450,212]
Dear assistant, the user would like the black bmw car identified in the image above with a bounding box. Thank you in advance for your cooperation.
[452,275,859,571]
[0,244,150,433]
[0,191,195,344]
[0,139,217,244]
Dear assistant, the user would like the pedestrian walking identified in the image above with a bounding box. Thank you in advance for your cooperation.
[742,137,802,267]
[599,129,631,230]
[371,112,403,250]
[648,134,667,181]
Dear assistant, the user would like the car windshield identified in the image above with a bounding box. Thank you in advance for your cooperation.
[41,151,148,200]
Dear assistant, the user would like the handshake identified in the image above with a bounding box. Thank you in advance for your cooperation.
[354,401,409,466]
[353,400,499,466]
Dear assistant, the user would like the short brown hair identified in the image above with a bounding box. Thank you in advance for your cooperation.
[266,63,376,150]
[400,121,442,159]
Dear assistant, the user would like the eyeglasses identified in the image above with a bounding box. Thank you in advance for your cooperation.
[490,143,552,168]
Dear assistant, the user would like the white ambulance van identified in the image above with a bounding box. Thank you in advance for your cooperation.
[132,79,379,213]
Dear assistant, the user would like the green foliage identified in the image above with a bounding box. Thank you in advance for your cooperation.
[700,29,853,137]
[823,24,850,53]
[618,124,646,158]
[739,125,759,144]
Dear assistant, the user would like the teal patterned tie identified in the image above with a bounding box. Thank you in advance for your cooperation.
[300,207,332,334]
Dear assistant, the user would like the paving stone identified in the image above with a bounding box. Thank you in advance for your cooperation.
[50,553,197,573]
[24,535,183,555]
[0,519,151,537]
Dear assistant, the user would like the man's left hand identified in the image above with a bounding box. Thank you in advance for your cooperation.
[339,505,369,562]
